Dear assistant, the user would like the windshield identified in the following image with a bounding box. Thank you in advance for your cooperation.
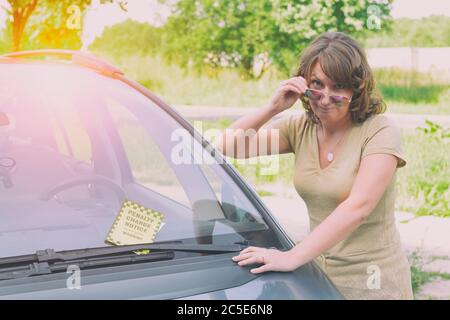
[0,62,283,259]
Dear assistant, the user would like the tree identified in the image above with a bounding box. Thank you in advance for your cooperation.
[160,0,392,79]
[4,0,39,52]
[2,0,127,52]
[89,19,164,59]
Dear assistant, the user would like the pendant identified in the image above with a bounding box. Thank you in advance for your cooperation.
[326,152,334,162]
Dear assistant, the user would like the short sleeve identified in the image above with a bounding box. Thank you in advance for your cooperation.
[268,113,305,154]
[361,115,407,168]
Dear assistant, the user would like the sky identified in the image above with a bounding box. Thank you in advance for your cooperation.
[0,0,449,49]
[390,0,450,18]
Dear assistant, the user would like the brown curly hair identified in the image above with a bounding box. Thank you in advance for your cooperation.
[295,32,386,124]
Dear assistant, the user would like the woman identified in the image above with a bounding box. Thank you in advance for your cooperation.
[219,32,413,299]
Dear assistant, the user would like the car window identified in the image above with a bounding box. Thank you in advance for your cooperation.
[0,63,282,259]
[49,104,92,163]
[106,99,191,207]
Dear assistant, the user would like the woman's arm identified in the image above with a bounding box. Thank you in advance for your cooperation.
[215,106,287,158]
[215,77,307,158]
[232,153,399,273]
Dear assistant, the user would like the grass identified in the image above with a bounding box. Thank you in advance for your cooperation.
[374,68,450,105]
[256,189,275,197]
[408,250,435,297]
[396,121,450,217]
[91,52,450,115]
[93,53,281,108]
[380,85,448,104]
[408,249,450,299]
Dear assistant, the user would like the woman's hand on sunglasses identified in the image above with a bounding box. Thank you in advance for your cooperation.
[268,76,308,114]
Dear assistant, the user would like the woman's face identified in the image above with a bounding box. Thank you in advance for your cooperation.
[307,62,353,124]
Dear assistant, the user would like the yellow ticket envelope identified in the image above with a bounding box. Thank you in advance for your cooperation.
[106,200,164,246]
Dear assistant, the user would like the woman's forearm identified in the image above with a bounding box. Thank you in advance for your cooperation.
[217,105,278,158]
[289,199,369,267]
[229,105,278,131]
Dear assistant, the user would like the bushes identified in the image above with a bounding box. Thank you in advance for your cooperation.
[374,68,449,105]
[396,120,450,217]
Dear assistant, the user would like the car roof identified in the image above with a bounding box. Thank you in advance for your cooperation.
[0,50,124,79]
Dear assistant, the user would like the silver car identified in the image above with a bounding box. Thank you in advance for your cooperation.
[0,50,342,299]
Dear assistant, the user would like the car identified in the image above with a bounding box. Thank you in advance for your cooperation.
[0,50,342,299]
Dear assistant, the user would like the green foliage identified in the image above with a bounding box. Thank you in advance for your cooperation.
[24,0,91,50]
[3,0,92,51]
[408,250,434,296]
[89,19,164,59]
[0,33,9,55]
[2,0,127,52]
[256,189,274,197]
[160,0,392,78]
[374,68,450,104]
[417,120,450,141]
[361,15,450,48]
[379,85,448,104]
[397,121,450,218]
[92,53,284,107]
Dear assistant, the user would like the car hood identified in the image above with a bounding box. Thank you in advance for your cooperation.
[0,253,343,299]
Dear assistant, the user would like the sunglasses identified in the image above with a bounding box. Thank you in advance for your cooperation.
[304,88,352,108]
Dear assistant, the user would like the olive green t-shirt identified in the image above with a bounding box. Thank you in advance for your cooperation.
[271,112,407,256]
[270,112,413,299]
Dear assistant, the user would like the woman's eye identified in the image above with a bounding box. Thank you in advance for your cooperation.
[312,80,321,87]
[335,83,346,90]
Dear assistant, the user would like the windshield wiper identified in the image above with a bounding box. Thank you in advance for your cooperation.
[0,242,245,267]
[0,242,247,280]
[0,251,175,280]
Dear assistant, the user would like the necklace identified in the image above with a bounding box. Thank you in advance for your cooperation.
[319,125,349,162]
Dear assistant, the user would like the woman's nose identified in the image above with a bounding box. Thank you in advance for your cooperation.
[320,94,332,106]
[319,88,332,106]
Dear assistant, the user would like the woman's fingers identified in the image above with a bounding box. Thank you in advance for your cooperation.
[280,84,302,96]
[281,77,307,95]
[281,79,301,93]
[233,247,268,265]
[251,264,273,274]
[236,255,265,266]
[232,252,253,262]
[292,77,308,94]
[233,247,267,263]
[232,248,299,274]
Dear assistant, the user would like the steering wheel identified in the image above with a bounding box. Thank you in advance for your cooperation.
[40,175,126,203]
